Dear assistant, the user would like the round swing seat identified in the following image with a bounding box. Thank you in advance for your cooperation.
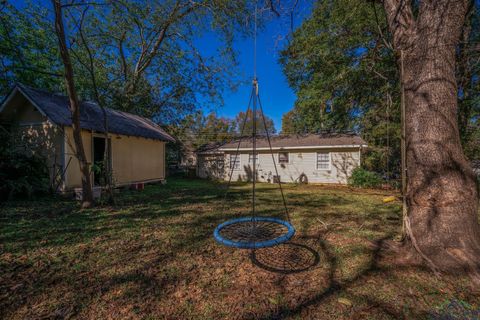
[213,217,295,249]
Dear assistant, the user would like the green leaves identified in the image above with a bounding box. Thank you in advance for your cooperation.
[280,0,400,178]
[0,1,63,95]
[348,167,383,189]
[2,1,253,126]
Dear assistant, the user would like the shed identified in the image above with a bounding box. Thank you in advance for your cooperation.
[0,84,175,191]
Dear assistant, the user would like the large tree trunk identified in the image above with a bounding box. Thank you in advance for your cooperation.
[52,0,93,208]
[384,0,480,274]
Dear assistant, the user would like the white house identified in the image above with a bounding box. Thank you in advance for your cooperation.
[196,133,367,184]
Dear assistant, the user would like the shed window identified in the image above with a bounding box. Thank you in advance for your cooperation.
[316,152,330,170]
[230,154,240,170]
[278,152,289,164]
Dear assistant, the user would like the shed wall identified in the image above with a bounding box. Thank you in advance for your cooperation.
[64,127,93,189]
[1,97,65,190]
[110,134,166,185]
[64,128,166,189]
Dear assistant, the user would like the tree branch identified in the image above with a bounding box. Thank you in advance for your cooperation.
[118,31,128,81]
[372,1,393,51]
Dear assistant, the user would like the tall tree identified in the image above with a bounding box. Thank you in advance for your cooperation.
[65,0,250,124]
[235,109,276,136]
[0,2,62,94]
[383,0,480,275]
[52,0,93,208]
[170,111,237,150]
[2,1,252,125]
[280,0,480,179]
[280,0,400,177]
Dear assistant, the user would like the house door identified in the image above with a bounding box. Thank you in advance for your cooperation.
[92,136,111,186]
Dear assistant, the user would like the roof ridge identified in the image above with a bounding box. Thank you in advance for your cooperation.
[16,83,66,98]
[9,84,175,142]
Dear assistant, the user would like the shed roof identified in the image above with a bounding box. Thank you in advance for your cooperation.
[197,133,367,154]
[1,84,175,142]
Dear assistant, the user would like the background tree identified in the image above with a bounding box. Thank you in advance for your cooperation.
[235,109,276,136]
[279,0,400,179]
[456,3,480,160]
[0,1,62,94]
[280,0,480,181]
[1,0,255,201]
[52,0,93,208]
[170,111,237,149]
[65,0,251,124]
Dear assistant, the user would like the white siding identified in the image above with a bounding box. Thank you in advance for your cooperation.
[198,147,361,184]
[197,153,225,180]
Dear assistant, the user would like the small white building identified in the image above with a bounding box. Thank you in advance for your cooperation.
[196,134,367,184]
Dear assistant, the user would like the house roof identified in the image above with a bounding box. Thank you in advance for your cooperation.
[197,133,367,154]
[1,84,175,142]
[196,142,226,154]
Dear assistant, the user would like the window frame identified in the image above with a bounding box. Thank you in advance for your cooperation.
[278,152,289,164]
[229,154,241,170]
[316,152,331,170]
[215,155,225,169]
[248,153,259,164]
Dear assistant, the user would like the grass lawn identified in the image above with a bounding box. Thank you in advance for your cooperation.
[1,177,479,319]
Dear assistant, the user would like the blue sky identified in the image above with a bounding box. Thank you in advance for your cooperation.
[210,7,312,131]
[210,21,295,131]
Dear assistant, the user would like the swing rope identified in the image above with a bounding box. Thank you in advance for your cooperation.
[213,2,295,249]
[257,92,290,222]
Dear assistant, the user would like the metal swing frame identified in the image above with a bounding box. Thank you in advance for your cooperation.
[213,78,295,249]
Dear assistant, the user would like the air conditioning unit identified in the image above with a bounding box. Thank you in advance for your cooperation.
[74,186,102,200]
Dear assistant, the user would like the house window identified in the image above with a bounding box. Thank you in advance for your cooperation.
[278,152,289,164]
[316,152,330,170]
[248,153,258,163]
[216,155,224,169]
[230,154,240,170]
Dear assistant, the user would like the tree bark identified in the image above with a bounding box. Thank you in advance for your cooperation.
[52,0,94,208]
[383,0,480,275]
[76,6,115,205]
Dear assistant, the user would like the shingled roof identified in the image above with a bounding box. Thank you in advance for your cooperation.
[197,133,367,153]
[1,84,175,142]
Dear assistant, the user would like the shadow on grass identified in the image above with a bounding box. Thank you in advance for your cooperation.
[3,177,447,319]
[0,178,252,252]
[250,241,320,274]
[255,230,433,320]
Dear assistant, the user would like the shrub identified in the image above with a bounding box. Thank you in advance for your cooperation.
[348,167,383,188]
[0,151,50,201]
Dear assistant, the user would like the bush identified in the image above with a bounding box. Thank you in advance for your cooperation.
[348,167,383,188]
[0,151,50,201]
